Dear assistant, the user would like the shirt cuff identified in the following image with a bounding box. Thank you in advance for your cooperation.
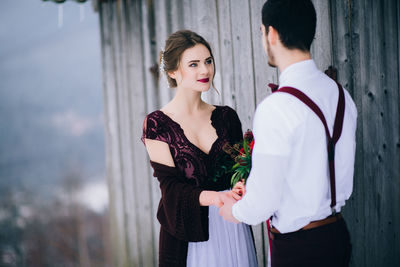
[232,201,246,223]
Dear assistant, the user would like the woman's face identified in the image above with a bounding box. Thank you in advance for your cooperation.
[169,44,214,92]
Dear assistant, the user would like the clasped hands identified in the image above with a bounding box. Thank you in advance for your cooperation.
[216,180,246,224]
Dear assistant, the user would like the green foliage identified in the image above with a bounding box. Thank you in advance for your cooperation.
[230,155,251,187]
[209,152,235,183]
[208,130,254,188]
[230,130,254,187]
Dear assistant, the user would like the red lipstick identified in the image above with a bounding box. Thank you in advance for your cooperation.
[198,78,209,83]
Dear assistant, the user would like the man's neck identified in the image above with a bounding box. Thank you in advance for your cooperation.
[276,49,312,73]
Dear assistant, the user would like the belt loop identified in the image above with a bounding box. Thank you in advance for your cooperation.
[331,207,337,216]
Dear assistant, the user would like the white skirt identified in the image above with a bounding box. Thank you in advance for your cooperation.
[186,204,258,267]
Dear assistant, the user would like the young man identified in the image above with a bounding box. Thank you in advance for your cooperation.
[219,0,357,266]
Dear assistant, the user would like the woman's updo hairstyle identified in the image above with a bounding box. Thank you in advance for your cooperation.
[160,30,215,88]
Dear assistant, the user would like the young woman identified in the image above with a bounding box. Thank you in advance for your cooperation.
[141,30,257,267]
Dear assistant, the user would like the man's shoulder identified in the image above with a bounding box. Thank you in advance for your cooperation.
[256,91,305,116]
[254,92,306,133]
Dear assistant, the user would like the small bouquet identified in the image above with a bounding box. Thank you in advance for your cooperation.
[223,130,254,187]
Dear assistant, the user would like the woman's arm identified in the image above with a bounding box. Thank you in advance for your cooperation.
[145,138,225,207]
[199,191,223,207]
[145,138,175,167]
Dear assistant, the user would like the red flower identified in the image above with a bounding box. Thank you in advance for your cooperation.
[249,140,254,151]
[222,130,255,187]
[244,130,254,143]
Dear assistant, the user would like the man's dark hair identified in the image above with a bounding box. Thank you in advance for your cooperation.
[262,0,316,51]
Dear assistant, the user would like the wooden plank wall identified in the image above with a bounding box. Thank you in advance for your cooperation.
[98,0,400,266]
[331,0,400,266]
[99,1,157,266]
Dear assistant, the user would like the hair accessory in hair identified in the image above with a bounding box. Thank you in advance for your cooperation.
[159,47,170,88]
[159,48,166,73]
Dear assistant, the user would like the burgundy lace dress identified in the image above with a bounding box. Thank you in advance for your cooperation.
[142,105,257,267]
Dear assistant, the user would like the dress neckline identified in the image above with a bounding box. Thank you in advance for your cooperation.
[156,106,220,156]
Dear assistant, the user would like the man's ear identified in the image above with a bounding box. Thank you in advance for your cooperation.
[268,26,279,45]
[261,25,268,42]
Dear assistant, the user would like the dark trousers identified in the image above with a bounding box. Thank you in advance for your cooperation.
[269,218,352,267]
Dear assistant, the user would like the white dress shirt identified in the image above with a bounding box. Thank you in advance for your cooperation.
[232,59,357,233]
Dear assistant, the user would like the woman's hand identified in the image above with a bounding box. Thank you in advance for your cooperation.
[225,190,242,201]
[232,179,246,197]
[200,189,243,208]
[213,191,242,208]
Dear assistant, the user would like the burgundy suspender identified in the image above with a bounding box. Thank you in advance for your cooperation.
[275,82,346,214]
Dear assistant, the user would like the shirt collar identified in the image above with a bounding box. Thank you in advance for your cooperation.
[279,59,318,86]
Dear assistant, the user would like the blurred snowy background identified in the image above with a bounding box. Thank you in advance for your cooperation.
[0,1,110,266]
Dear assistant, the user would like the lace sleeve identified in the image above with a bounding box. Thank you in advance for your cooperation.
[141,111,168,145]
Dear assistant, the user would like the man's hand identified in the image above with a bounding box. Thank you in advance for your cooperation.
[218,193,240,224]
